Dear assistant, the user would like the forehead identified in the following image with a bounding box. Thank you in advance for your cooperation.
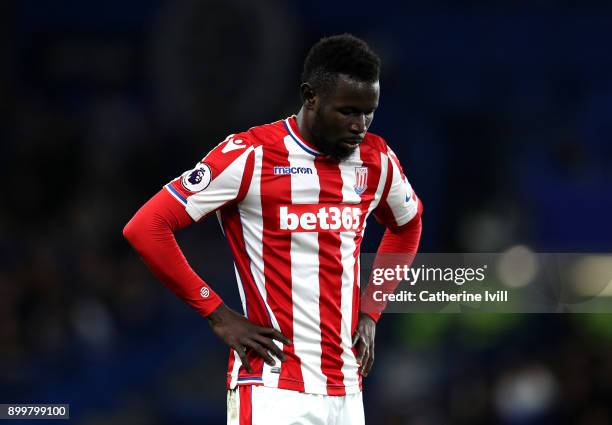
[324,74,380,107]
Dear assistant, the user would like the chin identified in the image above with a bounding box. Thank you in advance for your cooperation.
[328,147,356,162]
[316,138,357,161]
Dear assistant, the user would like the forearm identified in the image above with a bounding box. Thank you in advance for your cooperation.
[361,214,423,321]
[377,215,422,255]
[123,189,223,317]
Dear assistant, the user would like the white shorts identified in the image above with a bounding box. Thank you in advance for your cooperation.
[227,385,365,425]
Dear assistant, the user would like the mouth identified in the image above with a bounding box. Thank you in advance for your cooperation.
[340,138,363,148]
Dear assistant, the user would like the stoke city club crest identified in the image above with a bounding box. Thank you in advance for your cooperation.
[354,167,368,195]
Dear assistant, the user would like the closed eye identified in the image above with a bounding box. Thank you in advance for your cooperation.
[339,108,376,116]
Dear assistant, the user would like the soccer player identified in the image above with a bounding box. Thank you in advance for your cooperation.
[123,34,422,424]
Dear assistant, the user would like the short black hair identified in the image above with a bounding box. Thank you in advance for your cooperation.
[301,34,380,95]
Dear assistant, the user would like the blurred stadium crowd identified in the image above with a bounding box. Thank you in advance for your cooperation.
[1,1,611,424]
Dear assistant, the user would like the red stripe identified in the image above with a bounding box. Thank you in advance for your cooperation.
[260,138,305,391]
[352,253,362,392]
[222,205,270,379]
[387,147,407,181]
[314,157,345,395]
[220,149,267,380]
[353,147,384,390]
[239,386,252,425]
[225,147,254,385]
[236,151,255,202]
[351,149,383,328]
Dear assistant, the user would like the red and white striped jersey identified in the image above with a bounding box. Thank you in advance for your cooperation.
[165,116,419,396]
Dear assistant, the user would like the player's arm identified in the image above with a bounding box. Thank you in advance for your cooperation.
[353,145,423,376]
[123,135,290,371]
[123,188,222,315]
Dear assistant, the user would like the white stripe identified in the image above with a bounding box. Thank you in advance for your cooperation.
[235,146,282,388]
[228,262,244,389]
[283,134,324,393]
[233,265,248,317]
[337,148,363,388]
[185,146,254,221]
[221,210,247,390]
[385,153,418,226]
[236,378,263,384]
[229,350,241,389]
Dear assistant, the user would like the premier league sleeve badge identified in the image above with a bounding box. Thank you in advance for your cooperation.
[181,163,212,192]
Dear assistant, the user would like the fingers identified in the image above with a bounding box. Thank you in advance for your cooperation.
[255,326,290,362]
[262,327,292,346]
[252,334,286,361]
[244,338,279,367]
[234,346,252,373]
[354,334,375,377]
[352,330,360,347]
[356,336,367,366]
[360,339,375,377]
[362,347,375,377]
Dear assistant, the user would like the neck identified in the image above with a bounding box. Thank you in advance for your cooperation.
[296,107,315,145]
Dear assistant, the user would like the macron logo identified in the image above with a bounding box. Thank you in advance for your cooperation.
[273,166,313,175]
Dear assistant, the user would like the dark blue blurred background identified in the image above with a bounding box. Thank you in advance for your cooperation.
[2,1,612,424]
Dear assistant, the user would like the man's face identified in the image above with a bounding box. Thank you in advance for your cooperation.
[309,74,380,161]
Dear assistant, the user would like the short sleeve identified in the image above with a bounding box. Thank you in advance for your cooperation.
[164,134,255,221]
[373,146,420,229]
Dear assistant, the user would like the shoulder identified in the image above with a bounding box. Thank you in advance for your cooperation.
[362,131,407,164]
[359,131,410,175]
[209,118,289,152]
[200,133,257,178]
[359,131,395,166]
[244,118,289,147]
[210,118,288,152]
[202,119,285,164]
[361,131,391,154]
[201,118,288,174]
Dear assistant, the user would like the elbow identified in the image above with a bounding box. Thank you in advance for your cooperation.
[416,197,424,218]
[123,216,142,247]
[122,221,133,243]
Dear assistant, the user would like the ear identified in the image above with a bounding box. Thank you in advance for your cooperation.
[300,83,317,110]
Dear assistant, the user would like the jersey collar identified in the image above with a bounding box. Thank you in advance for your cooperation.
[284,116,322,157]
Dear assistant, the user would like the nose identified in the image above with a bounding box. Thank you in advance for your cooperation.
[349,114,366,135]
